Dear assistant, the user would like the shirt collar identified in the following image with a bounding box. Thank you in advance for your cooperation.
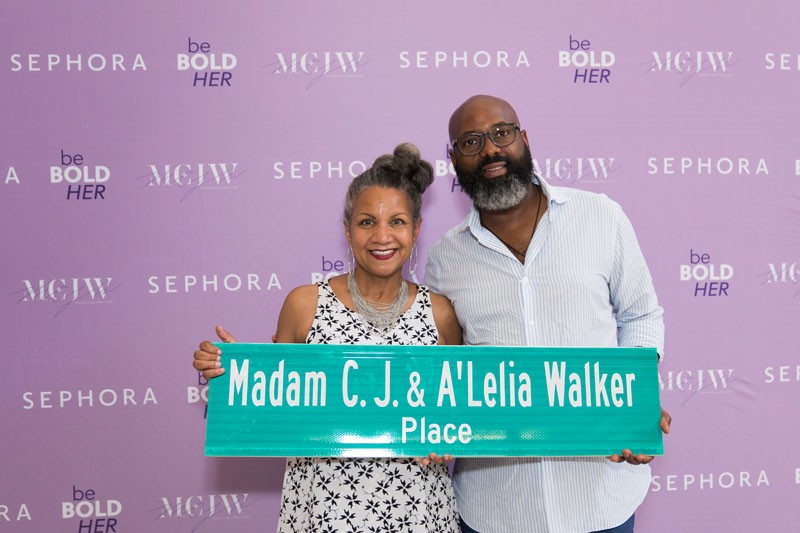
[464,173,570,235]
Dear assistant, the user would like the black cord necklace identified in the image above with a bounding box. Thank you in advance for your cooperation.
[484,187,544,261]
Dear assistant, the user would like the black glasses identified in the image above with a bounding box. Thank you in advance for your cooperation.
[451,123,520,156]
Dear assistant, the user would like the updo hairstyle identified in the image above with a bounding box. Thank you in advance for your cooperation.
[343,143,434,226]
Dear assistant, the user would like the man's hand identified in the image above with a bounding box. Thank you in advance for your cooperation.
[414,453,455,467]
[608,407,672,465]
[659,407,672,434]
[192,325,237,380]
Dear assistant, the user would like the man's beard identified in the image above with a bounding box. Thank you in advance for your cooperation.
[455,144,534,211]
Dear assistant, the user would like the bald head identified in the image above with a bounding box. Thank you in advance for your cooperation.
[449,95,520,140]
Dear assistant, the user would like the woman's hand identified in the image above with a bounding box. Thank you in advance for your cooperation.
[192,325,237,380]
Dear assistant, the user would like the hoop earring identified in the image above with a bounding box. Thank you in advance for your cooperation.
[407,244,419,284]
[346,246,355,273]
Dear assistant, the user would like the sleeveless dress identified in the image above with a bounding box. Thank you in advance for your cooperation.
[276,280,459,533]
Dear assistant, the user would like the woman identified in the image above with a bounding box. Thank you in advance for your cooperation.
[194,143,461,532]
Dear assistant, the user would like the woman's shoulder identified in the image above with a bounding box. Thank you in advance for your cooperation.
[282,283,321,312]
[429,293,455,319]
[276,283,322,343]
[286,282,320,297]
[424,288,462,345]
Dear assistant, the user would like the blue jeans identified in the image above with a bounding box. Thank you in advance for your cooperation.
[459,514,635,533]
[595,514,635,533]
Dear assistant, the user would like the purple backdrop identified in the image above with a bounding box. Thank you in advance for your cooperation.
[2,1,799,531]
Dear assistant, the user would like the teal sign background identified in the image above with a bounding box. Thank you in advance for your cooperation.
[205,344,663,457]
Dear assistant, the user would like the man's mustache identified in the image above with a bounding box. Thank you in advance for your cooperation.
[478,155,512,171]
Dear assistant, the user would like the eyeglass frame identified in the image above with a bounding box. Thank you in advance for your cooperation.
[450,122,522,156]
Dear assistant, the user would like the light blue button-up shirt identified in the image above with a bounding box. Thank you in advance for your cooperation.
[425,176,664,533]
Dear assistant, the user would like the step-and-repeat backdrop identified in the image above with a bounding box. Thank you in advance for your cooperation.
[2,1,798,531]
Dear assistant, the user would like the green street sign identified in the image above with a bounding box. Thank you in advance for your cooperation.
[205,344,663,457]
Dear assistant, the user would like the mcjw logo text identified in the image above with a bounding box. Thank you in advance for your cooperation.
[659,368,733,392]
[20,277,114,304]
[272,51,366,83]
[646,50,736,87]
[158,493,249,519]
[145,162,239,187]
[765,261,799,284]
[647,50,735,75]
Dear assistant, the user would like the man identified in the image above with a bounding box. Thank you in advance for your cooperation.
[424,95,669,533]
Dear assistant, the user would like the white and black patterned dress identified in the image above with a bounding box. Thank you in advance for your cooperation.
[276,280,459,533]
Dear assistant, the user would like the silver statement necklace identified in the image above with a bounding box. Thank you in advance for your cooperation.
[347,270,408,334]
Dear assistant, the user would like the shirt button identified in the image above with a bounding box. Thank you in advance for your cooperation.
[528,320,536,327]
[520,277,529,284]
